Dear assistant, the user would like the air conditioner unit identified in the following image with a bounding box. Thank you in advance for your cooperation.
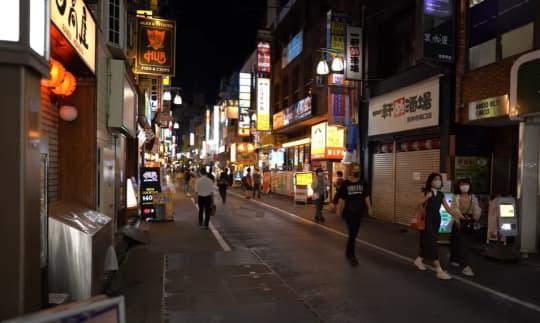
[108,59,137,137]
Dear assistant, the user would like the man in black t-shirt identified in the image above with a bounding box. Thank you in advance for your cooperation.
[336,163,373,267]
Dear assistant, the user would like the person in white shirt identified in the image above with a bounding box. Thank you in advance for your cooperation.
[195,168,214,229]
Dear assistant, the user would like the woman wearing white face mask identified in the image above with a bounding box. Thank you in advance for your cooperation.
[449,177,481,276]
[414,173,461,280]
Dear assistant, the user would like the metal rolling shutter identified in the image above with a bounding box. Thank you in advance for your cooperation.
[394,150,440,225]
[371,153,395,222]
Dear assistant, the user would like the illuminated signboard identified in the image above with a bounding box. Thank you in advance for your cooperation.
[51,0,96,73]
[135,17,176,76]
[238,106,250,136]
[140,167,161,219]
[273,96,312,130]
[257,41,271,73]
[311,122,326,159]
[326,125,345,159]
[257,78,271,131]
[295,172,313,186]
[282,30,303,68]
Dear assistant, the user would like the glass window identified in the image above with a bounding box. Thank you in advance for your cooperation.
[1,1,19,42]
[468,39,496,69]
[501,22,534,59]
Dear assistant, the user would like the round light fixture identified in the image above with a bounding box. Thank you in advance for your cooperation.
[59,105,78,121]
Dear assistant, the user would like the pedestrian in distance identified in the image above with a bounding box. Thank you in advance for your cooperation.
[450,177,481,276]
[252,168,262,199]
[183,169,191,193]
[311,168,329,223]
[335,163,372,267]
[332,170,345,205]
[195,168,214,230]
[414,173,461,280]
[242,167,253,199]
[218,168,229,204]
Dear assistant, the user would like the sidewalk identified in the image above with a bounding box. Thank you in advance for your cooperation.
[119,183,319,323]
[228,188,540,309]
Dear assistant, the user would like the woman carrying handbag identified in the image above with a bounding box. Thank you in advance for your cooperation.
[450,178,481,276]
[413,173,461,280]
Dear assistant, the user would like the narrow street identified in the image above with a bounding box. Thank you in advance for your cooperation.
[124,187,540,323]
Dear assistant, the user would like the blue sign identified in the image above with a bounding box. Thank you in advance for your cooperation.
[282,30,303,68]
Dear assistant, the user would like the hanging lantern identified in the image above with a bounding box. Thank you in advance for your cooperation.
[41,58,65,88]
[52,71,77,96]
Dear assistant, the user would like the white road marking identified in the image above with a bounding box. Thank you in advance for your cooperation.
[190,196,232,252]
[228,190,540,313]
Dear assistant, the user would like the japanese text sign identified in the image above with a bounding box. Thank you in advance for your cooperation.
[368,78,440,136]
[51,0,96,73]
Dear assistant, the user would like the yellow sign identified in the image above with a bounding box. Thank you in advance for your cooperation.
[257,78,271,131]
[295,173,313,186]
[326,125,345,159]
[311,122,327,159]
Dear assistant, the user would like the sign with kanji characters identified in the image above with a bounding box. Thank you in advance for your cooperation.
[311,122,345,160]
[51,0,96,73]
[257,41,271,73]
[419,0,455,62]
[368,77,440,136]
[257,78,271,131]
[345,26,362,80]
[135,17,176,76]
[311,122,327,160]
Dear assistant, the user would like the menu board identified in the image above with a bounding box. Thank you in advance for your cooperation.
[140,167,161,219]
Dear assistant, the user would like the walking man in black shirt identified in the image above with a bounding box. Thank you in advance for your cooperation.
[335,163,373,266]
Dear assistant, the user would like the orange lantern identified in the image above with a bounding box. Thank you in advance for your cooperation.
[52,71,77,96]
[41,58,65,88]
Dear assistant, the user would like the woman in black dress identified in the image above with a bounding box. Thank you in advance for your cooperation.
[413,173,460,280]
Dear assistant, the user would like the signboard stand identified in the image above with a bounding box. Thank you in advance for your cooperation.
[294,185,308,205]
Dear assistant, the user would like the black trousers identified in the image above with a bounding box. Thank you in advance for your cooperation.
[450,222,469,265]
[198,195,212,227]
[252,184,261,198]
[218,185,227,203]
[344,214,361,259]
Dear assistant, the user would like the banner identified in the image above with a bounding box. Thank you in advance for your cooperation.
[135,17,176,76]
[257,41,271,73]
[345,26,362,80]
[257,78,271,131]
[238,106,250,136]
[368,77,440,136]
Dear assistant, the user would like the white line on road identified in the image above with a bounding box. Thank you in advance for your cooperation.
[228,190,540,314]
[191,196,232,252]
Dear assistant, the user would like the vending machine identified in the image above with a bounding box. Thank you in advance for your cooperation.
[483,196,520,260]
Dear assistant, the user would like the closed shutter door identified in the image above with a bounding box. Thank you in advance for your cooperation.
[371,153,395,222]
[395,150,440,225]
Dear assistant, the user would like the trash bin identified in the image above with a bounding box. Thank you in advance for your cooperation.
[48,202,112,301]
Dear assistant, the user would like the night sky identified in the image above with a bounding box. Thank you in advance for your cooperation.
[165,1,268,104]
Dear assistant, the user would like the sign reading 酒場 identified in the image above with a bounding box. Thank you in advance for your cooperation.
[135,17,176,76]
[368,77,440,136]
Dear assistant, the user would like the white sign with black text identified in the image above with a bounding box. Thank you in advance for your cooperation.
[345,26,362,81]
[368,77,440,136]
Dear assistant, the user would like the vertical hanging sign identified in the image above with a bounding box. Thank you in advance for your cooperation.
[345,26,362,81]
[135,17,176,76]
[256,78,271,131]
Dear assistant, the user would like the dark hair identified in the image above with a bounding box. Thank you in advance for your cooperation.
[246,167,251,172]
[337,171,343,176]
[454,177,472,194]
[223,168,228,173]
[200,168,207,175]
[316,167,323,173]
[423,172,442,192]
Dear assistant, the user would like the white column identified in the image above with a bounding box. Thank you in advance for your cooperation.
[517,121,540,254]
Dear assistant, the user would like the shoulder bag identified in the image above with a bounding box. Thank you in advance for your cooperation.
[410,202,426,231]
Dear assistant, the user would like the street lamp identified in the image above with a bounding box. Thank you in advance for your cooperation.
[316,48,344,76]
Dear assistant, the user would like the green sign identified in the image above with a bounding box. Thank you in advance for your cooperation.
[439,192,454,234]
[454,156,490,194]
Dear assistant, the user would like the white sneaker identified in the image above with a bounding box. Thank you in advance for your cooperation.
[436,270,452,280]
[462,266,475,277]
[450,261,460,267]
[414,257,427,271]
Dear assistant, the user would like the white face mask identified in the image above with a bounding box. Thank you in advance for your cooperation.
[432,180,442,189]
[460,185,470,193]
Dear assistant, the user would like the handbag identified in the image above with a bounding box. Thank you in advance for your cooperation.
[410,203,426,231]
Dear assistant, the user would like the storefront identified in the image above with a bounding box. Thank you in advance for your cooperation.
[311,121,346,200]
[368,76,443,225]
